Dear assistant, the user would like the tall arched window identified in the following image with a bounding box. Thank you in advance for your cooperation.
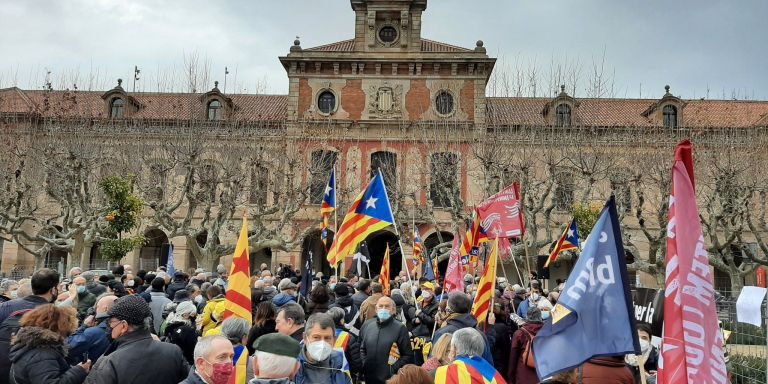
[370,151,397,203]
[663,105,677,129]
[207,100,222,121]
[309,150,338,204]
[556,104,571,127]
[110,98,125,118]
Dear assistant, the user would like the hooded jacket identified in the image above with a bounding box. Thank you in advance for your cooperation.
[329,295,357,324]
[272,293,297,308]
[359,316,413,384]
[201,295,225,334]
[84,329,189,384]
[8,326,88,384]
[508,321,543,384]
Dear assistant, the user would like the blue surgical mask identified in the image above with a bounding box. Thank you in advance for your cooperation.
[376,309,391,321]
[330,284,336,290]
[77,286,87,295]
[541,311,550,320]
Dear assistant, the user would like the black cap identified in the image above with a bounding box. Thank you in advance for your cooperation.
[107,295,151,325]
[333,283,350,297]
[173,289,190,303]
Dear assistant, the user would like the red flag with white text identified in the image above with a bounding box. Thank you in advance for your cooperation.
[477,183,525,239]
[444,235,465,293]
[658,140,727,384]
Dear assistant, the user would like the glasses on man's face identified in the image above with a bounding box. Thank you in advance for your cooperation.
[107,319,124,330]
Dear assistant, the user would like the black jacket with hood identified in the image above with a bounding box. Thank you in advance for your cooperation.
[8,326,88,384]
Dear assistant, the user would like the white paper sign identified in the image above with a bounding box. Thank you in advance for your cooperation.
[736,286,767,327]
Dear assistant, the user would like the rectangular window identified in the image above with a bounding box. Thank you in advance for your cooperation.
[430,152,459,208]
[309,150,338,204]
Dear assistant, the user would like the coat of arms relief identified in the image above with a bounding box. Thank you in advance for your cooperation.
[367,83,403,119]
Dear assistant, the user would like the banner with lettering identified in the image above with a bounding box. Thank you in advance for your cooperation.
[632,287,664,337]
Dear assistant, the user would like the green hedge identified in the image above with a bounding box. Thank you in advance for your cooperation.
[730,355,767,384]
[722,321,767,346]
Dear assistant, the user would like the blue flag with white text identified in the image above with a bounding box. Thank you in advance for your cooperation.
[532,197,639,379]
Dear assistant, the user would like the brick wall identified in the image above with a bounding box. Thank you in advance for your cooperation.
[298,78,312,115]
[461,81,475,120]
[341,80,365,120]
[406,79,429,120]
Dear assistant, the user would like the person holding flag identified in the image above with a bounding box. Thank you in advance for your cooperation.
[532,197,639,380]
[326,170,396,276]
[544,218,579,268]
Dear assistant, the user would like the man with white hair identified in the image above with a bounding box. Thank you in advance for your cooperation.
[251,333,301,383]
[180,335,235,384]
[68,267,82,280]
[434,328,506,384]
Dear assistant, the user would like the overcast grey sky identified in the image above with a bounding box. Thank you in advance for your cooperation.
[1,0,766,100]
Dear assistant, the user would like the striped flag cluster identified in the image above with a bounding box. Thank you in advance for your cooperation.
[471,238,499,324]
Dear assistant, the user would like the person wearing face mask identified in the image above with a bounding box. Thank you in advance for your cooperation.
[508,306,544,384]
[359,297,413,384]
[516,288,544,320]
[60,277,96,323]
[411,282,438,337]
[0,280,19,303]
[219,317,254,383]
[625,323,659,383]
[84,295,189,383]
[180,335,235,384]
[67,295,118,364]
[295,313,352,384]
[163,301,199,366]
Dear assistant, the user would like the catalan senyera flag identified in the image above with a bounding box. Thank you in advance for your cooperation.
[221,217,252,325]
[321,168,337,252]
[229,344,248,384]
[379,244,391,296]
[471,238,499,324]
[413,227,424,265]
[544,218,580,268]
[434,355,507,384]
[326,170,395,266]
[461,210,489,265]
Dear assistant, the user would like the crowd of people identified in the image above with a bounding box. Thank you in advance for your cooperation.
[0,264,658,384]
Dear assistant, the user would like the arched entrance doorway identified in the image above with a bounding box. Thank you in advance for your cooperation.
[365,230,401,280]
[140,229,169,271]
[423,231,454,278]
[300,230,334,278]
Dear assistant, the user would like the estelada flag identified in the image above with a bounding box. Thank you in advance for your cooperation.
[532,197,639,379]
[222,216,252,325]
[321,168,336,251]
[544,218,580,268]
[657,140,727,384]
[477,183,525,239]
[379,244,391,296]
[326,170,395,267]
[471,238,499,324]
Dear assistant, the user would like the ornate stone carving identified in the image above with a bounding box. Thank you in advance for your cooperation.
[367,83,403,119]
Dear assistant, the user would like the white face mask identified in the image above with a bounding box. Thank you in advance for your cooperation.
[10,290,18,299]
[306,341,333,362]
[194,295,204,304]
[530,293,540,302]
[422,291,431,300]
[639,339,651,354]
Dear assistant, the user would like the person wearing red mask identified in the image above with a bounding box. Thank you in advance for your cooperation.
[181,335,235,384]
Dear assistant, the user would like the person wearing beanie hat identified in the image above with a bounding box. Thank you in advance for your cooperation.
[252,333,301,383]
[508,306,544,384]
[85,295,190,384]
[328,283,357,325]
[164,300,198,365]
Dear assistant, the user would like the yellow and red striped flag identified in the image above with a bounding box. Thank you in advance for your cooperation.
[471,238,499,324]
[222,216,252,325]
[379,244,391,296]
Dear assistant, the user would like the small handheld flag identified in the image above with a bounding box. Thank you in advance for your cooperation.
[544,218,579,268]
[413,227,424,265]
[327,171,395,267]
[532,197,639,379]
[471,238,499,324]
[379,245,391,296]
[424,252,436,281]
[444,235,464,293]
[321,169,337,251]
[222,217,252,325]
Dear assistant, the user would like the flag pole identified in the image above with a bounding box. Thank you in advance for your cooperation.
[519,181,534,286]
[377,169,417,304]
[333,164,340,280]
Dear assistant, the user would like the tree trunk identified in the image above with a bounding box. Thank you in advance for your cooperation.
[728,272,744,297]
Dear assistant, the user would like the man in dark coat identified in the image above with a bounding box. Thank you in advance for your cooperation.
[328,283,357,325]
[359,296,412,384]
[166,272,189,300]
[180,335,234,384]
[84,295,189,383]
[351,279,371,309]
[432,292,496,365]
[411,281,438,337]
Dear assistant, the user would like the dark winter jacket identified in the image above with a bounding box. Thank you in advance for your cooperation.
[85,283,106,298]
[179,370,207,384]
[74,292,96,323]
[272,293,297,308]
[359,316,413,384]
[329,295,357,324]
[261,286,278,303]
[0,295,49,324]
[0,296,11,304]
[580,356,634,384]
[165,279,187,301]
[8,326,88,384]
[246,319,276,355]
[163,321,198,365]
[335,328,362,375]
[491,320,512,381]
[306,299,330,315]
[628,347,659,384]
[508,322,543,384]
[66,321,111,364]
[295,347,351,384]
[84,329,189,384]
[351,291,368,309]
[411,298,438,337]
[432,313,495,365]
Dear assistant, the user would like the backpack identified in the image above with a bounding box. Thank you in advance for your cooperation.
[0,309,35,384]
[520,328,536,369]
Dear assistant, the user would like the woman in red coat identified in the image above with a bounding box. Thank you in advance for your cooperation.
[507,306,544,384]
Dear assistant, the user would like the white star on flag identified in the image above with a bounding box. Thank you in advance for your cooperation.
[365,196,378,209]
[324,184,332,196]
[567,229,574,238]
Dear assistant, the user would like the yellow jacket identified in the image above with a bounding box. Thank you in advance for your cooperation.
[201,296,226,334]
